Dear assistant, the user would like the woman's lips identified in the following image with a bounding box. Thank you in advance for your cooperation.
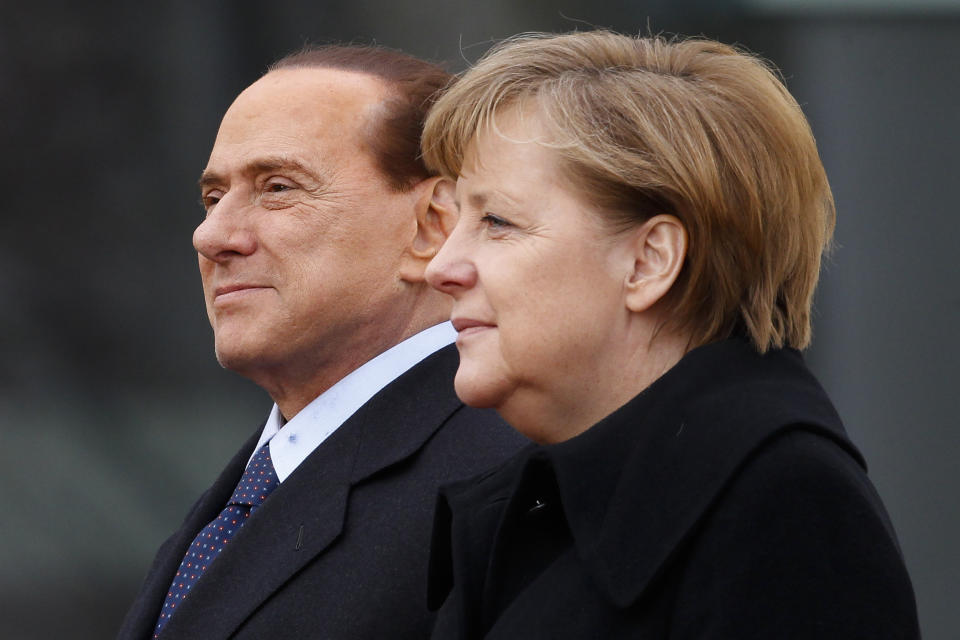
[452,317,496,337]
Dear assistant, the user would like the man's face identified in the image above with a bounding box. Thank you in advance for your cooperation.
[194,69,423,386]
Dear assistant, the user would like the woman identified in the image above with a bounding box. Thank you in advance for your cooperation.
[421,31,919,638]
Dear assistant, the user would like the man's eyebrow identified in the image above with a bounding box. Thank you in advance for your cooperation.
[197,157,319,189]
[198,170,225,189]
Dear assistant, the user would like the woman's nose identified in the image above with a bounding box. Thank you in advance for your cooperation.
[425,227,477,296]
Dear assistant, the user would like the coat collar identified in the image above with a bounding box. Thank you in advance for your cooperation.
[349,344,464,483]
[547,339,862,607]
[430,339,863,614]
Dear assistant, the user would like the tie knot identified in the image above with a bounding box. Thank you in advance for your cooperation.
[228,443,279,508]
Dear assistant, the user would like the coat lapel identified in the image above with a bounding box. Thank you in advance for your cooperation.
[349,345,463,483]
[158,345,465,639]
[427,450,535,640]
[119,429,261,640]
[158,419,359,639]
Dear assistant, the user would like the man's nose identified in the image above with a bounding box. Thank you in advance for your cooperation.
[192,193,257,261]
[425,225,477,297]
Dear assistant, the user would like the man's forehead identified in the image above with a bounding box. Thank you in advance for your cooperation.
[207,67,390,173]
[234,67,389,127]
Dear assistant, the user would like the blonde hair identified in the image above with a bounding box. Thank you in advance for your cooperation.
[422,31,835,352]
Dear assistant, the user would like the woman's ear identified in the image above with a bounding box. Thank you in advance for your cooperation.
[401,176,458,283]
[624,214,687,313]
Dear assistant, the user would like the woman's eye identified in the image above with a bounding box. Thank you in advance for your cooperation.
[481,213,512,229]
[267,183,291,193]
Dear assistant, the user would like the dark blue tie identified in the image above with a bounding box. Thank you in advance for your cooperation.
[153,442,279,638]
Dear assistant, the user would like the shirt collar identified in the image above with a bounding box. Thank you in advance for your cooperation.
[253,322,456,481]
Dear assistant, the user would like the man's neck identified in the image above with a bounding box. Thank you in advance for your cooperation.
[273,320,451,420]
[242,295,452,419]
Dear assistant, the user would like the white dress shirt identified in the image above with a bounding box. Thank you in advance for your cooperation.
[249,322,456,482]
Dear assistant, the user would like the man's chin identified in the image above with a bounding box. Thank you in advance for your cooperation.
[213,345,265,375]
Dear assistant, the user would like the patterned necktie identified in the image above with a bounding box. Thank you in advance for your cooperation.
[153,443,279,638]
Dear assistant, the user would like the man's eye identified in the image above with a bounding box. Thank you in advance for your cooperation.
[260,180,299,210]
[264,178,297,194]
[201,193,221,212]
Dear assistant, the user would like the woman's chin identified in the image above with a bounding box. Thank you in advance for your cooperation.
[453,369,508,411]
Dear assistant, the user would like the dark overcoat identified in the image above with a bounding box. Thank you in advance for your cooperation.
[428,339,920,639]
[118,345,527,639]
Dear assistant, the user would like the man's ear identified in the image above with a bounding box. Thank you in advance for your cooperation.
[400,176,457,283]
[623,214,687,313]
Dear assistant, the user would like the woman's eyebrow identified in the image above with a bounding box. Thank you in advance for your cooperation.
[465,189,523,211]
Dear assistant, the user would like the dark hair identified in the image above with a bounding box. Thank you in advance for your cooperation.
[270,45,452,192]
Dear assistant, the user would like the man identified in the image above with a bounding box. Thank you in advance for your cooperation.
[118,46,526,639]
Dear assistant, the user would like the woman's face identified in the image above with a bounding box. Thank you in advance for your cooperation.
[425,111,641,442]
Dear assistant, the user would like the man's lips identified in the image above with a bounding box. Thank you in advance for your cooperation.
[452,317,496,335]
[213,284,270,300]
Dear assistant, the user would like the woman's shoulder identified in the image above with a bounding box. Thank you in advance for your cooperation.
[705,427,897,543]
[666,427,920,638]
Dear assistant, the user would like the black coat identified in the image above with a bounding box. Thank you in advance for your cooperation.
[428,339,919,639]
[118,345,527,639]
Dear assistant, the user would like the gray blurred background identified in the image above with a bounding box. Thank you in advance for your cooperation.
[1,0,957,638]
